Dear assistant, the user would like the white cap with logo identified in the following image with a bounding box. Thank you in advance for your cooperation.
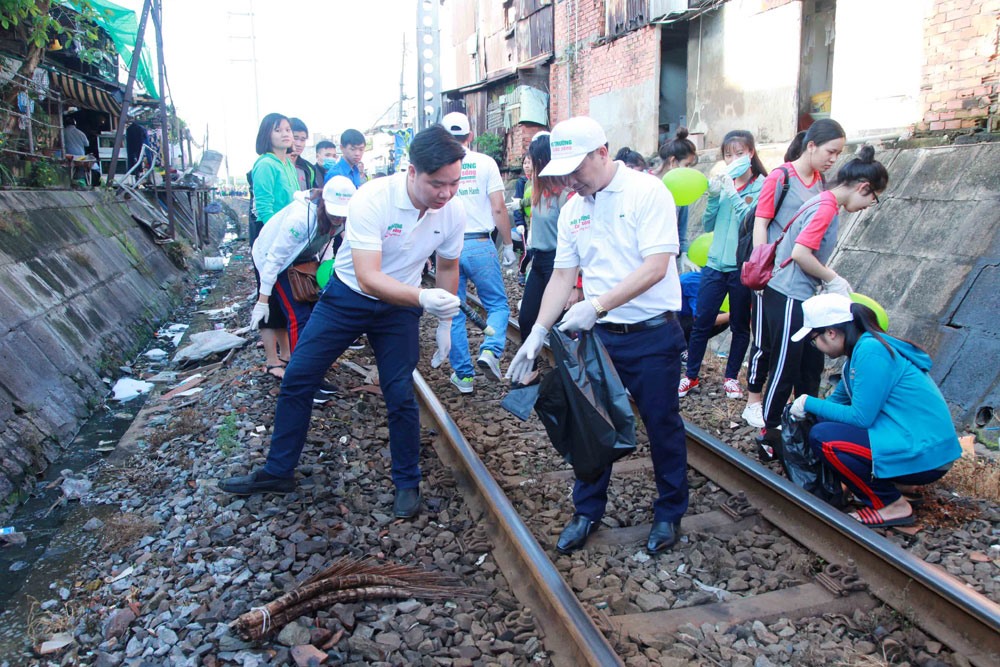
[323,175,357,216]
[540,116,608,177]
[441,111,471,136]
[791,293,855,342]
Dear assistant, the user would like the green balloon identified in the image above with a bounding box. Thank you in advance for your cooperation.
[662,167,709,206]
[688,232,713,268]
[850,292,889,331]
[317,259,335,289]
[721,294,730,313]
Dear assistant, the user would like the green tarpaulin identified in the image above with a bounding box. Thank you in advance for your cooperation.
[60,0,158,99]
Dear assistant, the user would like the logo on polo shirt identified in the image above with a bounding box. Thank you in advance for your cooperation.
[568,213,591,234]
[385,223,403,238]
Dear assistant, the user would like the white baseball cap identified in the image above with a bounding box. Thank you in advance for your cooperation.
[791,294,855,342]
[441,112,471,136]
[540,117,608,177]
[323,176,356,216]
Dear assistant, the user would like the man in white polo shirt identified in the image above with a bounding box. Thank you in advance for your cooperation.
[219,125,466,520]
[440,111,516,393]
[507,116,689,555]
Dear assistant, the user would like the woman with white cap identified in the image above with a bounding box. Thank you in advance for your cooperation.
[250,175,357,357]
[789,294,961,527]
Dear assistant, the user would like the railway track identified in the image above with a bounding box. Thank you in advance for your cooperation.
[406,291,1000,667]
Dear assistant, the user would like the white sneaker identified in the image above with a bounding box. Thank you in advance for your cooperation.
[450,373,474,394]
[742,402,765,428]
[476,350,502,381]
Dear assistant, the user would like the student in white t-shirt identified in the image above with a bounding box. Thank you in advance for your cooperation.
[439,112,516,393]
[219,126,467,520]
[508,116,689,557]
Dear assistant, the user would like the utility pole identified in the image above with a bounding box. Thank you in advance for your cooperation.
[416,1,441,130]
[151,0,175,238]
[108,0,152,184]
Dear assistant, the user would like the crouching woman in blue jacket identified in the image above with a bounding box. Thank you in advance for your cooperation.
[788,294,961,527]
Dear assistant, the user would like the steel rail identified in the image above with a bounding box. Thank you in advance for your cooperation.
[411,370,624,667]
[464,291,1000,666]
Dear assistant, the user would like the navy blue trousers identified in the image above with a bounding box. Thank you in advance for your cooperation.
[263,276,423,489]
[684,266,752,380]
[573,320,690,524]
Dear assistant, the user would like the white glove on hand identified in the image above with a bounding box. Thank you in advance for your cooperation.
[501,243,517,268]
[558,299,600,333]
[506,324,548,384]
[419,288,461,319]
[431,319,451,368]
[249,302,270,330]
[679,252,701,274]
[823,275,853,298]
[719,173,737,197]
[790,394,809,420]
[707,176,722,197]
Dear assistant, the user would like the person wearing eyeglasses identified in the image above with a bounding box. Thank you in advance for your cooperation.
[788,294,961,527]
[755,145,888,462]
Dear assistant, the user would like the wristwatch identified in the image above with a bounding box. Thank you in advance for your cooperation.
[590,297,608,319]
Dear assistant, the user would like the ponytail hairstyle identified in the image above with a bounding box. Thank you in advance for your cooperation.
[529,132,563,207]
[614,146,648,170]
[831,144,889,193]
[827,302,902,358]
[784,118,846,162]
[658,127,698,167]
[721,130,767,179]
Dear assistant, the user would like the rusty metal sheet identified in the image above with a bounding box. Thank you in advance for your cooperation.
[606,0,648,39]
[516,3,553,64]
[517,0,550,17]
[483,29,515,76]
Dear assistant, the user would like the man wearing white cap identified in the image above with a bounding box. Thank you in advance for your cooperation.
[220,126,466,520]
[507,116,688,555]
[440,111,516,393]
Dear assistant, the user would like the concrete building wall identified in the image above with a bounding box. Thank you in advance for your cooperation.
[918,0,1000,132]
[0,191,185,515]
[831,0,932,136]
[550,0,661,155]
[685,1,802,147]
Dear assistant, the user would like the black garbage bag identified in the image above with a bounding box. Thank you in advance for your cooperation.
[534,328,636,483]
[779,405,847,508]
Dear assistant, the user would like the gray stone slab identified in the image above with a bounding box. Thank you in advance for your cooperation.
[901,260,975,319]
[953,144,1000,201]
[851,198,925,255]
[951,264,1000,331]
[893,147,965,200]
[938,335,1000,414]
[0,329,64,407]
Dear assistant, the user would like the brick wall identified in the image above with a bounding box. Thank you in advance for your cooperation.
[919,0,1000,132]
[549,0,660,143]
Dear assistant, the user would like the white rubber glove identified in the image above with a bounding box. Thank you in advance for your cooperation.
[430,319,451,368]
[249,301,270,330]
[501,243,517,268]
[419,288,461,319]
[823,275,853,298]
[790,394,809,420]
[706,176,722,197]
[506,324,548,384]
[679,252,701,274]
[558,299,600,333]
[719,173,737,198]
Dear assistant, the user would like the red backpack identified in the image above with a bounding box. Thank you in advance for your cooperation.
[739,207,803,290]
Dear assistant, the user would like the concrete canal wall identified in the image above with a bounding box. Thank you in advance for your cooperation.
[0,190,186,514]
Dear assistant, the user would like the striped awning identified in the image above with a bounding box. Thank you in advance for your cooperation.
[49,71,123,115]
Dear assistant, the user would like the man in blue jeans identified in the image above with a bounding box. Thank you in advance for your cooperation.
[219,126,466,519]
[507,116,688,555]
[439,112,517,393]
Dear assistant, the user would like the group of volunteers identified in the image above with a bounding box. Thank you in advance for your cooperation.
[217,108,962,553]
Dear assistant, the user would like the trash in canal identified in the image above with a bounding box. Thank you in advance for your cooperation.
[111,378,154,401]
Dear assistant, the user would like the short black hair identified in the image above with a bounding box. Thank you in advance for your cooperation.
[409,125,465,174]
[289,117,308,134]
[315,140,336,152]
[255,113,289,155]
[340,129,365,147]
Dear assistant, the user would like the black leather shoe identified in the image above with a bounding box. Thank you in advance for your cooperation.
[556,515,595,554]
[393,487,421,519]
[646,521,681,554]
[218,469,295,496]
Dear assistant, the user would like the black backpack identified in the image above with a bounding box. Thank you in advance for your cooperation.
[736,166,789,267]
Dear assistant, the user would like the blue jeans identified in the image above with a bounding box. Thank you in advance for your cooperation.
[810,421,949,509]
[263,276,424,489]
[449,236,510,379]
[573,320,690,524]
[685,266,752,380]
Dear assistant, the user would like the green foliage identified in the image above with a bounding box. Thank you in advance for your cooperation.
[217,414,240,457]
[24,158,59,187]
[0,1,100,56]
[473,132,504,164]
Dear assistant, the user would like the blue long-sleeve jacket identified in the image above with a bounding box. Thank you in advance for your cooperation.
[702,174,764,272]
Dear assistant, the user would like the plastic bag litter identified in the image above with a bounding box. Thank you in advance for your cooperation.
[111,378,154,402]
[534,329,636,483]
[500,383,540,421]
[779,406,847,508]
[156,323,188,347]
[60,471,92,500]
[144,349,168,361]
[173,330,247,364]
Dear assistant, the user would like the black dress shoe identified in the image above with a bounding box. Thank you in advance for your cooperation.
[318,380,341,395]
[218,469,295,496]
[646,521,681,554]
[556,515,595,554]
[393,487,421,519]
